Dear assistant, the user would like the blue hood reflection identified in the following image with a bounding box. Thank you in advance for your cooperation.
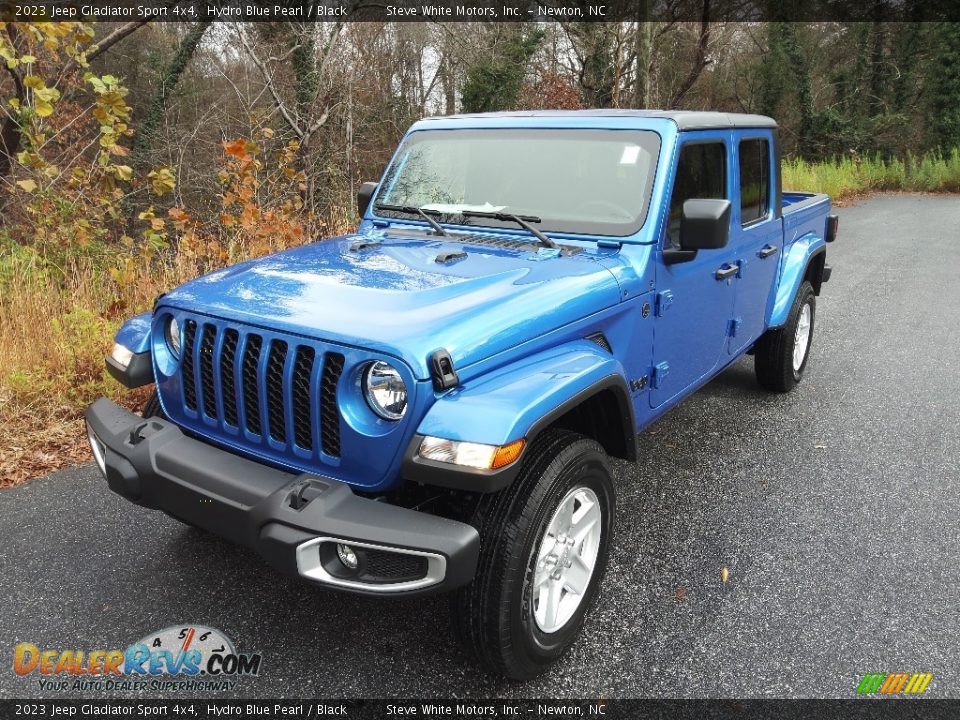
[160,231,623,379]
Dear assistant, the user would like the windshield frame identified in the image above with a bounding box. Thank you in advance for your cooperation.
[371,127,663,239]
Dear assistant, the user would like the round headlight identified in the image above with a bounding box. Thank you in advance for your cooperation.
[363,361,407,420]
[166,316,181,359]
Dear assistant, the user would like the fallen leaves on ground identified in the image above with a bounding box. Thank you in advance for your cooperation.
[0,387,149,487]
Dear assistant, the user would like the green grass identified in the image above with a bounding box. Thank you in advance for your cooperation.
[782,149,960,200]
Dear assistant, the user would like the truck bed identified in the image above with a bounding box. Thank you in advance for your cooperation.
[782,190,832,244]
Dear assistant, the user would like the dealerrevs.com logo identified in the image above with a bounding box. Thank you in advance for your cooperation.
[13,625,262,692]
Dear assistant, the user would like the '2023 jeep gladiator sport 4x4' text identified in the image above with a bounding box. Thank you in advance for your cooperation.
[86,110,836,680]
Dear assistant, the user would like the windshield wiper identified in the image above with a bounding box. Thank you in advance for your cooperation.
[457,210,557,249]
[374,203,448,237]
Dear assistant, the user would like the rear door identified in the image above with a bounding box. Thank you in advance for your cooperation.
[728,132,782,354]
[650,133,737,409]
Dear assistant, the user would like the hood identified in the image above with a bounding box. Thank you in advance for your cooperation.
[160,232,623,380]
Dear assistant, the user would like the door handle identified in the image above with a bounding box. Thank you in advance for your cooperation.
[715,263,739,280]
[758,244,779,259]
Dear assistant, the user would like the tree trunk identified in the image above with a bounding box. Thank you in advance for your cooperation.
[867,18,887,118]
[442,50,457,115]
[781,24,815,157]
[668,0,712,109]
[132,21,211,168]
[633,14,652,108]
[0,25,25,182]
[291,22,320,127]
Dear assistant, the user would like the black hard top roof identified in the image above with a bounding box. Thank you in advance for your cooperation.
[421,109,778,130]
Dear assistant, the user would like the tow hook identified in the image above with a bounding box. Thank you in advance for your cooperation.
[288,477,330,510]
[128,420,164,446]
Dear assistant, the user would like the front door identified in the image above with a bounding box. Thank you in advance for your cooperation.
[650,133,737,409]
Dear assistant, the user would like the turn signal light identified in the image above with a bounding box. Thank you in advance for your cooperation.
[419,436,527,470]
[491,439,525,469]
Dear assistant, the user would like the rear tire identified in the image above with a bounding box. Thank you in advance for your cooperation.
[755,281,816,393]
[450,429,615,680]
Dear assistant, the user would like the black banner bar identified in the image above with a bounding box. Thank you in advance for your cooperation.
[3,0,960,23]
[1,699,959,719]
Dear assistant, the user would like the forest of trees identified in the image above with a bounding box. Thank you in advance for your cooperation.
[0,17,959,483]
[4,19,959,233]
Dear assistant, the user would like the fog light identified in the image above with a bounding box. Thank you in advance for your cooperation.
[336,543,359,570]
[86,424,107,476]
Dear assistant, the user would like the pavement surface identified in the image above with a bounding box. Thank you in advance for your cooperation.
[1,194,958,700]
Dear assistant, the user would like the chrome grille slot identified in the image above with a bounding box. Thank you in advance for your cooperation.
[182,320,198,411]
[169,315,353,464]
[199,324,218,418]
[220,329,240,426]
[241,335,263,435]
[266,340,288,443]
[291,346,315,450]
[320,353,345,457]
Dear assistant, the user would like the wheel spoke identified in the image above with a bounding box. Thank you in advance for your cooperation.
[528,484,604,634]
[554,495,575,532]
[536,533,556,564]
[564,554,592,596]
[544,578,563,628]
[571,500,600,544]
[534,563,553,588]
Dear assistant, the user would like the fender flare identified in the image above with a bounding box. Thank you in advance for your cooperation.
[402,340,635,493]
[107,311,154,388]
[769,235,826,328]
[114,311,153,353]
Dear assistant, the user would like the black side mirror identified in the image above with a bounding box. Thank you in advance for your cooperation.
[680,198,731,250]
[664,198,732,265]
[357,181,377,218]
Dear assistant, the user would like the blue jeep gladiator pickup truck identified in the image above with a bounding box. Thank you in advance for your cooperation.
[86,110,836,680]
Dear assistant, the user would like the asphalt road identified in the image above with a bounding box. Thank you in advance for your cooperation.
[2,194,959,700]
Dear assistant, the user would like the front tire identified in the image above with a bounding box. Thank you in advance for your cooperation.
[142,390,166,419]
[754,280,816,393]
[451,429,615,680]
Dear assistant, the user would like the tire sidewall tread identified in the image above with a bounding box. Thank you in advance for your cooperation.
[451,429,615,680]
[755,281,816,393]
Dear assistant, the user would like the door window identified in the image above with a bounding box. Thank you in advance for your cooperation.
[739,138,771,225]
[668,142,727,246]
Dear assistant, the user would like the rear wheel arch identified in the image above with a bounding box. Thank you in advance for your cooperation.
[803,249,827,296]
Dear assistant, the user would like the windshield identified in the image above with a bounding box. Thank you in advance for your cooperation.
[374,128,661,237]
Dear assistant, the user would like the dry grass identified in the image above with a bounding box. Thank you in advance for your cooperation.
[0,213,354,486]
[2,149,959,487]
[783,149,960,201]
[0,252,159,485]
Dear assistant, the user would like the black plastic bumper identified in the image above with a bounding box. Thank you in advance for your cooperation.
[84,398,480,596]
[105,350,153,388]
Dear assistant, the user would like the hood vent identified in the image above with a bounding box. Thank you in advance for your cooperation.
[435,250,468,264]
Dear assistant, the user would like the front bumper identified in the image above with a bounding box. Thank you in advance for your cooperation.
[84,398,480,596]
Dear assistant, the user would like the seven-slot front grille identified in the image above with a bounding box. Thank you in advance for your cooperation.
[179,320,345,458]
